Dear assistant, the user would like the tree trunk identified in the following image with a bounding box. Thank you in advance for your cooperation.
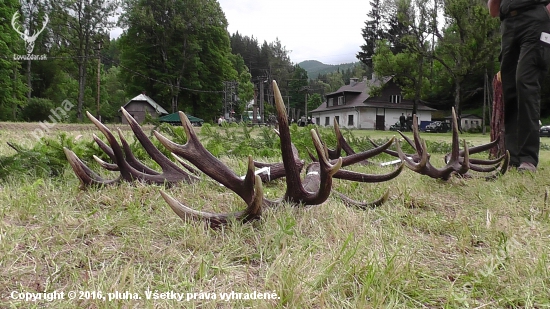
[26,60,32,100]
[490,73,505,158]
[413,57,423,115]
[454,79,462,132]
[77,59,88,122]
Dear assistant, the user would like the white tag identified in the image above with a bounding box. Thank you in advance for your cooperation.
[541,32,550,45]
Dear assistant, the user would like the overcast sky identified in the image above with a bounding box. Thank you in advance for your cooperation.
[110,1,371,65]
[217,0,371,65]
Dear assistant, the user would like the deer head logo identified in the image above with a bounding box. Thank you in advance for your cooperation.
[11,12,49,54]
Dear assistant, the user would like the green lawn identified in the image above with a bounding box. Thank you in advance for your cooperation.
[1,123,550,308]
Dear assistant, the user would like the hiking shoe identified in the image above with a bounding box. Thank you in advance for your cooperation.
[518,162,537,172]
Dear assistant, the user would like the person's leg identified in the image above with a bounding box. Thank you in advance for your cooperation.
[515,7,550,167]
[500,20,521,167]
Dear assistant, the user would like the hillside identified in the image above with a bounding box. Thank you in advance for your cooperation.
[298,60,360,80]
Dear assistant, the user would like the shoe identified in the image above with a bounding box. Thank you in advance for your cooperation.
[518,162,537,172]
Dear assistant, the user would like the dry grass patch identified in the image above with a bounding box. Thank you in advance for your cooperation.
[1,124,550,308]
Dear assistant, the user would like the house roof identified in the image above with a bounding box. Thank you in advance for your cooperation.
[310,77,436,113]
[159,112,204,123]
[121,94,169,115]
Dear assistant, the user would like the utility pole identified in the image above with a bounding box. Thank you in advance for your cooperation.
[96,38,103,122]
[259,79,264,123]
[223,81,238,120]
[299,86,311,121]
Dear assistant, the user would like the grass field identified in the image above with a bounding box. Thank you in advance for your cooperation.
[1,122,550,308]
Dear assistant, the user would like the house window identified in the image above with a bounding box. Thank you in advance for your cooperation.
[315,117,320,125]
[328,98,334,107]
[325,117,330,126]
[348,115,354,126]
[390,95,402,103]
[335,116,340,125]
[337,96,344,106]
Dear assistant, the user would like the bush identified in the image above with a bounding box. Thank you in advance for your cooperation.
[20,98,56,122]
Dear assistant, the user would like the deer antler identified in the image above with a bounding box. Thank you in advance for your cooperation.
[159,157,264,229]
[63,109,200,187]
[272,81,342,205]
[393,108,509,180]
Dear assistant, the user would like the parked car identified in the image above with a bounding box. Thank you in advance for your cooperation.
[541,125,550,137]
[425,121,451,133]
[389,122,409,131]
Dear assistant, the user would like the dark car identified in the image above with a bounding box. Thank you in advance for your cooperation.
[541,125,550,137]
[389,122,409,131]
[425,121,451,133]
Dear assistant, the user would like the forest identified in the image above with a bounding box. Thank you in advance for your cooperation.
[1,0,549,125]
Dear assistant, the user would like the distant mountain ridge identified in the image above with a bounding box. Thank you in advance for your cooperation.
[298,60,360,80]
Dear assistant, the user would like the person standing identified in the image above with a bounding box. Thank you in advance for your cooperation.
[487,0,550,171]
[406,113,413,131]
[399,113,406,130]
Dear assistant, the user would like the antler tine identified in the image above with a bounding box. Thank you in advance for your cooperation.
[447,107,461,164]
[485,150,510,180]
[334,162,404,182]
[93,134,115,160]
[159,157,263,228]
[273,80,342,204]
[63,147,121,188]
[153,112,257,205]
[93,133,160,175]
[322,121,342,159]
[396,114,422,153]
[87,111,197,185]
[170,153,201,176]
[116,130,161,175]
[120,108,199,181]
[337,137,395,167]
[395,138,429,173]
[253,141,304,183]
[93,155,119,171]
[334,189,390,209]
[455,140,470,176]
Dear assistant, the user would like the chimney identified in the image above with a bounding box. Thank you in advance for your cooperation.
[350,78,359,87]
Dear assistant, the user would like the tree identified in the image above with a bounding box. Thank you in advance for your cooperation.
[49,0,117,121]
[0,0,27,120]
[374,0,434,113]
[429,0,500,119]
[119,0,237,120]
[13,0,49,101]
[288,65,309,111]
[357,0,385,67]
[307,93,323,112]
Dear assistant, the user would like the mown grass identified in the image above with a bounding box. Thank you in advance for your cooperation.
[1,124,550,308]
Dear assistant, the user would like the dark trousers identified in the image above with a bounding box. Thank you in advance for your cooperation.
[500,5,550,166]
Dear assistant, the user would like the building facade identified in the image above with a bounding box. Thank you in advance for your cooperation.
[310,77,435,130]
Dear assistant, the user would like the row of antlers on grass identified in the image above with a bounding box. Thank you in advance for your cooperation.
[63,81,509,228]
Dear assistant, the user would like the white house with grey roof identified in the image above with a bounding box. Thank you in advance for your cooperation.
[310,76,435,130]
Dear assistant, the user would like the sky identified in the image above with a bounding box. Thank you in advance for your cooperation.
[216,0,371,65]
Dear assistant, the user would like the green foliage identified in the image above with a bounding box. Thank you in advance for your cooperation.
[20,98,55,122]
[0,134,99,181]
[119,0,236,121]
[0,0,27,118]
